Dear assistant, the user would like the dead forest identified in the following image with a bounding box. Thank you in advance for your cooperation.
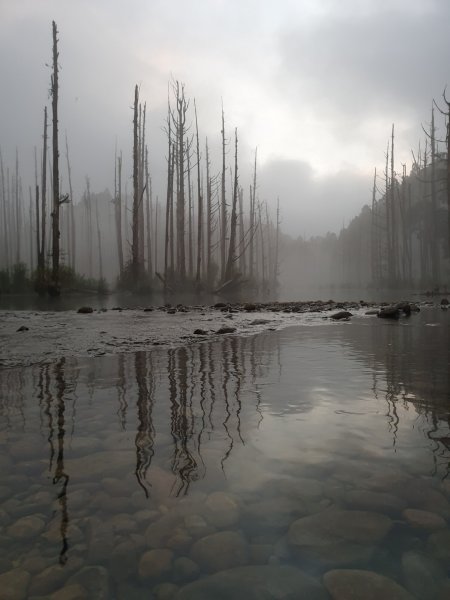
[1,21,450,298]
[0,22,281,298]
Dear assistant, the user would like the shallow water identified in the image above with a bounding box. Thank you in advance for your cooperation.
[1,308,450,598]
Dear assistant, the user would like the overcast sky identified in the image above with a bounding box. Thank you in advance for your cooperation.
[1,0,450,237]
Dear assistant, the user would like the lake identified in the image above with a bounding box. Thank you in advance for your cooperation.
[0,306,449,598]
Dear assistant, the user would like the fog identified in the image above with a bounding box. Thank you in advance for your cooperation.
[1,0,450,295]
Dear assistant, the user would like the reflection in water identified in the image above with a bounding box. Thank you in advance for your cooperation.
[34,360,71,564]
[1,310,450,584]
[134,351,155,497]
[53,358,70,565]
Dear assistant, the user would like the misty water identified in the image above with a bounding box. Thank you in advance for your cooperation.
[1,307,450,598]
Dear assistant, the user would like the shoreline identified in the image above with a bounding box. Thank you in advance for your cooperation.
[0,299,434,369]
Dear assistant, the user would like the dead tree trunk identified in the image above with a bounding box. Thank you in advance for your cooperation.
[131,84,141,284]
[115,151,124,277]
[64,132,76,272]
[50,20,61,294]
[15,149,20,264]
[145,146,153,277]
[85,178,93,279]
[194,100,203,284]
[205,138,213,283]
[164,100,173,283]
[95,195,103,283]
[225,128,239,281]
[430,106,440,285]
[249,149,257,280]
[0,149,9,271]
[40,107,48,275]
[174,81,187,280]
[220,105,227,280]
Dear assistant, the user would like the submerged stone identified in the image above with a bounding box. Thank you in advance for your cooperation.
[323,568,414,599]
[401,550,445,600]
[138,548,173,581]
[0,568,31,600]
[287,509,392,567]
[402,508,447,532]
[190,530,249,573]
[204,491,240,528]
[175,565,328,600]
[7,515,45,540]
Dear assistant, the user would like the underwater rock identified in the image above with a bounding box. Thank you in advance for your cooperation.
[402,508,446,532]
[138,548,173,581]
[323,568,414,600]
[175,565,328,600]
[0,568,31,600]
[190,530,249,573]
[77,306,93,314]
[343,490,406,516]
[7,515,45,540]
[402,550,445,600]
[287,509,392,567]
[16,325,29,332]
[204,491,240,528]
[66,567,110,600]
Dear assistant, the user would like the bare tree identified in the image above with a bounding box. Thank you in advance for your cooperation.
[50,20,61,294]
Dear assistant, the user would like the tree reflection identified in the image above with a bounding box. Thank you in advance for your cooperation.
[134,351,155,497]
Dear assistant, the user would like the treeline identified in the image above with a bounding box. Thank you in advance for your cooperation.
[0,22,280,297]
[282,106,450,293]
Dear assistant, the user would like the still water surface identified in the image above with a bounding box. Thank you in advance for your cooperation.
[1,308,449,598]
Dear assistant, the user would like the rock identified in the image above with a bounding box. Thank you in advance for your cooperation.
[323,569,414,599]
[0,569,31,600]
[86,517,114,562]
[77,306,93,314]
[138,549,173,581]
[29,559,84,596]
[330,311,352,320]
[50,584,88,600]
[7,515,45,539]
[287,509,392,568]
[193,329,208,335]
[67,567,110,600]
[16,325,29,332]
[190,531,249,573]
[396,301,411,316]
[175,565,328,600]
[377,306,400,319]
[427,529,450,563]
[65,450,134,480]
[394,479,450,518]
[402,550,445,600]
[172,557,200,583]
[109,539,140,582]
[183,514,214,539]
[216,326,236,334]
[402,508,447,532]
[440,298,449,306]
[243,496,307,535]
[244,303,257,311]
[343,490,406,516]
[204,492,240,528]
[153,583,180,600]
